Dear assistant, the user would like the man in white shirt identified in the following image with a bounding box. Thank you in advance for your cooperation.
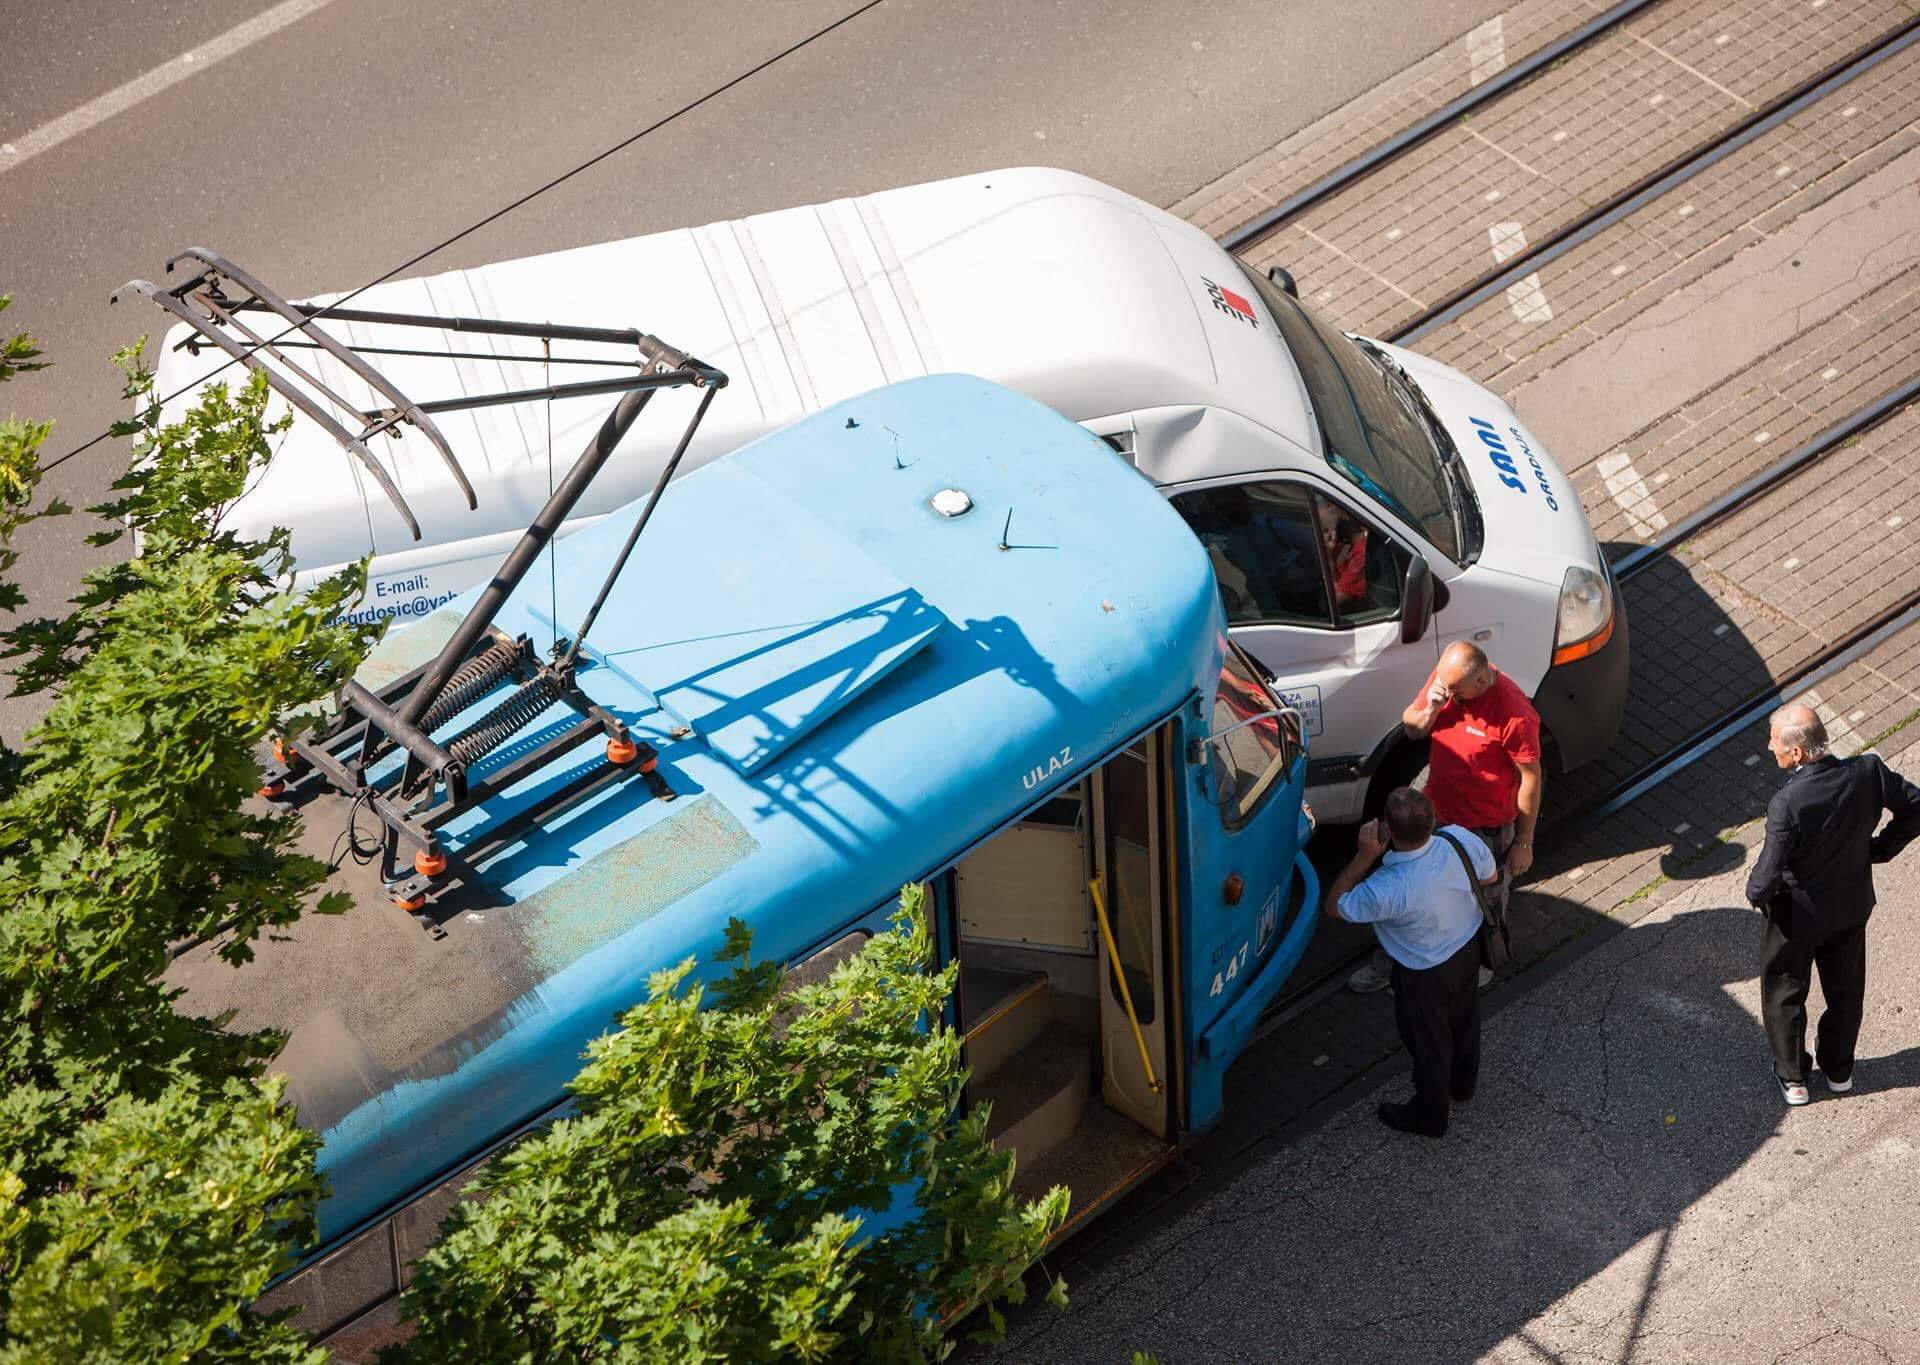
[1324,787,1498,1137]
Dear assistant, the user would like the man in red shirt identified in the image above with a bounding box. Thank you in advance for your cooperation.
[1349,640,1543,994]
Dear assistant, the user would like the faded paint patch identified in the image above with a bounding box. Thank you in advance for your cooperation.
[355,607,465,692]
[506,795,760,979]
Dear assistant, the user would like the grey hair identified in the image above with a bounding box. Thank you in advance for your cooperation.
[1772,704,1830,759]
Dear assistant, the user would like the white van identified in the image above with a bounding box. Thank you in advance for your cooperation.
[153,167,1625,823]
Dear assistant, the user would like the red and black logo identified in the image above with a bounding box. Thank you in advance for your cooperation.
[1202,276,1259,329]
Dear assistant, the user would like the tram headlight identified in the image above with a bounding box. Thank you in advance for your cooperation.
[1551,565,1614,667]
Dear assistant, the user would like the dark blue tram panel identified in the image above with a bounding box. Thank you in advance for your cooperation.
[178,374,1317,1278]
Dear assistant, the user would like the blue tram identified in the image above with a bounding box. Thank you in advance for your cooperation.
[173,374,1317,1330]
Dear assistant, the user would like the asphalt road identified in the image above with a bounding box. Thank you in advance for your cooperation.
[0,0,1507,645]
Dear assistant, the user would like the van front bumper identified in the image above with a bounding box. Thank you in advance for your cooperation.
[1533,576,1629,772]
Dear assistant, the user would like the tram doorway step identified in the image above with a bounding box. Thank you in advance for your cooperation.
[962,966,1171,1222]
[1007,1098,1168,1221]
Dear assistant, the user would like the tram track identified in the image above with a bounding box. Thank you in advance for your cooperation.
[1218,0,1660,256]
[1219,8,1920,352]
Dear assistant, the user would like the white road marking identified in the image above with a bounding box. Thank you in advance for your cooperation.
[1595,451,1669,536]
[1467,16,1507,86]
[1488,221,1553,324]
[1,0,339,176]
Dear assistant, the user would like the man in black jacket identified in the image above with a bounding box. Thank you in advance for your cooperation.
[1746,704,1920,1105]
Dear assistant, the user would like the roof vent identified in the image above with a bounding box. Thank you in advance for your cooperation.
[930,488,973,518]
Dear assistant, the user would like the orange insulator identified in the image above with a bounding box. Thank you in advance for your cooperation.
[414,849,448,878]
[273,737,297,764]
[605,737,639,765]
[639,753,658,774]
[257,780,286,798]
[393,891,426,912]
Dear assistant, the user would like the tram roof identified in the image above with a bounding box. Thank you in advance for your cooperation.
[170,373,1224,1240]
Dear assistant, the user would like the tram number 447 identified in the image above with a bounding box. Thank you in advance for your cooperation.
[1209,942,1250,998]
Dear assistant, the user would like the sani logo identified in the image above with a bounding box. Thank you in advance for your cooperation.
[1468,416,1561,512]
[1201,277,1259,329]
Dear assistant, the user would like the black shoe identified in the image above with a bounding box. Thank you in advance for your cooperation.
[1450,1089,1475,1106]
[1377,1102,1446,1138]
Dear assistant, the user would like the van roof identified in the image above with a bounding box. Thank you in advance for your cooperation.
[167,374,1225,1242]
[152,168,1316,576]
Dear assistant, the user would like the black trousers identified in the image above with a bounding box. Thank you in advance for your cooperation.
[1760,909,1867,1083]
[1390,936,1483,1135]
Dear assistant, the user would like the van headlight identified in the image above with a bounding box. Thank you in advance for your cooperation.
[1552,565,1614,667]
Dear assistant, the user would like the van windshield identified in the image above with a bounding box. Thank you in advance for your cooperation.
[1236,265,1462,562]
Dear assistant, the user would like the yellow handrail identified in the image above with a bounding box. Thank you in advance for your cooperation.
[1088,874,1163,1095]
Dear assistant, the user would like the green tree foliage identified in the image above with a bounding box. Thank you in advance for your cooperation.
[392,886,1069,1363]
[0,308,374,1360]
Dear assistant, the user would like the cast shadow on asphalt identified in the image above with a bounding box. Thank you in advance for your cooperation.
[981,892,1920,1364]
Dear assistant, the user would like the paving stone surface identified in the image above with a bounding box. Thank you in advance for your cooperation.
[1174,0,1615,240]
[1223,0,1913,339]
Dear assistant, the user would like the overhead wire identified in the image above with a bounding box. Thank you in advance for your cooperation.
[40,0,888,478]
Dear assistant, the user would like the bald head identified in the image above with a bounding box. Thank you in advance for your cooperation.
[1437,641,1494,699]
[1768,703,1828,769]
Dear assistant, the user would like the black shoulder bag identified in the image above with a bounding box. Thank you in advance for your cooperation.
[1436,829,1508,972]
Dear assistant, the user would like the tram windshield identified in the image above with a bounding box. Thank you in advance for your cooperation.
[1208,641,1302,829]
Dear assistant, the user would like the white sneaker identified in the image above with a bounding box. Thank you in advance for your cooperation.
[1347,961,1392,994]
[1778,1076,1810,1107]
[1825,1072,1853,1093]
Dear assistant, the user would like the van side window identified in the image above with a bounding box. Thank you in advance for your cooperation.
[1315,494,1408,628]
[1172,483,1331,627]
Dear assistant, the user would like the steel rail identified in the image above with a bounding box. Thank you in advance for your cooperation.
[1220,0,1658,255]
[1613,374,1920,580]
[1391,15,1920,344]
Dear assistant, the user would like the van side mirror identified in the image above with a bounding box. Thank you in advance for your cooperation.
[1266,266,1299,298]
[1400,553,1440,644]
